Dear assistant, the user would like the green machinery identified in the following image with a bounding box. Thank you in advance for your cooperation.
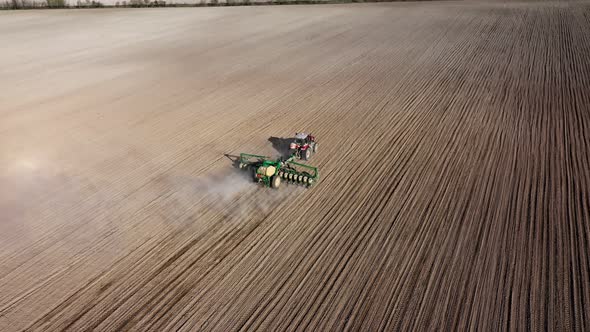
[238,153,319,189]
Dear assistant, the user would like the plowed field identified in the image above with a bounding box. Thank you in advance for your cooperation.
[1,1,590,330]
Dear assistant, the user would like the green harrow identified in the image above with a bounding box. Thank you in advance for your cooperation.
[238,153,319,189]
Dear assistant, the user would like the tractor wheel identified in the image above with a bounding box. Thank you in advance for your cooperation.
[302,149,311,161]
[271,175,281,189]
[313,143,318,153]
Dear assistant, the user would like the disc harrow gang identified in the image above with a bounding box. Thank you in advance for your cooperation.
[278,167,315,186]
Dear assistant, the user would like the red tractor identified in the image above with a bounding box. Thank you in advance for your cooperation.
[289,132,318,161]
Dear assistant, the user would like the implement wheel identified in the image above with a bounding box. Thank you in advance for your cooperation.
[271,175,281,189]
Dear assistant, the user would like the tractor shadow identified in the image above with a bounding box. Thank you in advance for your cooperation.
[268,136,293,158]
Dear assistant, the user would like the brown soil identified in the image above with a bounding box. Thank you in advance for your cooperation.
[1,2,589,331]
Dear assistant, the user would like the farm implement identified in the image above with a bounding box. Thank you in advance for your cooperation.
[238,153,319,189]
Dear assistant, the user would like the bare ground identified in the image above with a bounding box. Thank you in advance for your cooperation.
[1,1,589,330]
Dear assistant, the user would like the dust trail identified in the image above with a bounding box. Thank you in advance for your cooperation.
[164,168,304,224]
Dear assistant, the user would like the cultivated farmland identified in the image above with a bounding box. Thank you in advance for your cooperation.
[1,1,589,330]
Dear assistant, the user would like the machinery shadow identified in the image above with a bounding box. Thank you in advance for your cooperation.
[224,154,242,169]
[268,136,293,158]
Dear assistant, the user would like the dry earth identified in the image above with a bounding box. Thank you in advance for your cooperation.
[1,1,590,331]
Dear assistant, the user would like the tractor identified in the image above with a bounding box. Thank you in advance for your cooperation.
[289,132,318,161]
[238,153,319,189]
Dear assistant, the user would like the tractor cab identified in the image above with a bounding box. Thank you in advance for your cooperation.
[295,132,308,140]
[296,132,316,144]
